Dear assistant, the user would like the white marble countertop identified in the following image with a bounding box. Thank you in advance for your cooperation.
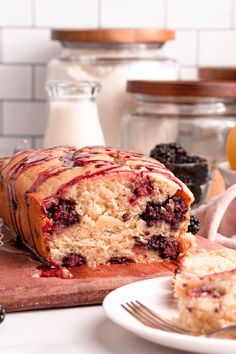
[0,305,187,354]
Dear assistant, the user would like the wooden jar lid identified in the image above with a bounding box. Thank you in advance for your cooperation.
[51,29,175,44]
[199,67,236,81]
[127,80,236,98]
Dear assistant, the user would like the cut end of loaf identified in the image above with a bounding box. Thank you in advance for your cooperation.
[0,145,194,267]
[41,171,193,267]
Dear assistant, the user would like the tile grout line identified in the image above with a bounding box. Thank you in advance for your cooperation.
[1,26,236,31]
[98,0,102,28]
[0,101,3,135]
[232,0,235,29]
[167,28,236,32]
[1,133,43,138]
[164,0,168,28]
[0,27,2,64]
[0,62,48,67]
[1,99,46,103]
[31,0,36,27]
[32,136,36,149]
[196,30,200,68]
[31,65,35,101]
[1,92,4,137]
[179,65,198,69]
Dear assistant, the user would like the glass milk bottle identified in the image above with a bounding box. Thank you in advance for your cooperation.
[43,80,105,148]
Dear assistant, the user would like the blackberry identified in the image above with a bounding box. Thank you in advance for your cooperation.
[62,253,86,267]
[171,163,209,187]
[130,179,153,204]
[0,305,5,324]
[175,154,206,164]
[150,143,210,207]
[147,235,179,260]
[122,213,130,222]
[109,256,134,264]
[45,198,80,229]
[187,215,200,235]
[150,143,187,166]
[140,196,188,230]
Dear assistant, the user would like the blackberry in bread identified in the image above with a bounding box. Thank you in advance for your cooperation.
[0,146,194,267]
[174,248,236,334]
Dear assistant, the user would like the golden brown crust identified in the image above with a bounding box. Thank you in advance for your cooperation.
[0,146,194,265]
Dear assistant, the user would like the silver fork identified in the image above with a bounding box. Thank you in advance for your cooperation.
[121,300,236,338]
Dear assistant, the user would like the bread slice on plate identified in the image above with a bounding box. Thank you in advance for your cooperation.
[174,248,236,333]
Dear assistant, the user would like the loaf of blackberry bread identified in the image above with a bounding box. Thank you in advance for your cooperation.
[174,248,236,334]
[0,145,194,267]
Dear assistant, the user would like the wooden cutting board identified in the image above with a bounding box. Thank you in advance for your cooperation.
[0,229,221,313]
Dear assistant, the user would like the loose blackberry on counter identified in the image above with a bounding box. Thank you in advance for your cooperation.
[0,305,5,324]
[187,215,200,235]
[150,143,211,207]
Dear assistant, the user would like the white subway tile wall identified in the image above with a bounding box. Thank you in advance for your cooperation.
[179,67,198,80]
[0,137,33,156]
[0,0,32,26]
[167,0,232,29]
[101,0,165,28]
[34,66,47,100]
[0,66,31,99]
[199,31,236,66]
[35,0,99,28]
[164,30,198,66]
[3,29,61,63]
[0,0,235,153]
[0,102,2,134]
[3,102,47,135]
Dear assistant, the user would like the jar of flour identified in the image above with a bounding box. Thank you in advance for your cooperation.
[123,80,236,161]
[48,29,178,147]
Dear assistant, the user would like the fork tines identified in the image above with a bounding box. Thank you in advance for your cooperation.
[121,300,190,334]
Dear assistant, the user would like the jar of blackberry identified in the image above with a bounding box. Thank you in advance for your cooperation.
[150,142,213,208]
[122,80,236,161]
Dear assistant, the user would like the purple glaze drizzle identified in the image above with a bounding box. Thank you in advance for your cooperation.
[2,146,186,258]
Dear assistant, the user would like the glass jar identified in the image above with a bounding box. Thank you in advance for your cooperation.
[122,80,236,160]
[48,29,178,147]
[43,80,105,148]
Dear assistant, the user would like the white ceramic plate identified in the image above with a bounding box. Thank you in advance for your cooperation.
[103,276,236,354]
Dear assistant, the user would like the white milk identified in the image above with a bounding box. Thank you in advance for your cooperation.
[43,81,105,149]
[43,100,105,148]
